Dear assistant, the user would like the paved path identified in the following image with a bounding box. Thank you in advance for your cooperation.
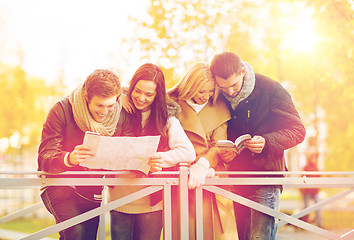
[0,227,334,240]
[277,226,328,240]
[0,226,350,240]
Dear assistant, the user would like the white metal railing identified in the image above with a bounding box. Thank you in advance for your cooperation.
[0,166,353,240]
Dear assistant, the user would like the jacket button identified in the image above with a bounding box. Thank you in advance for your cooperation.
[233,116,237,119]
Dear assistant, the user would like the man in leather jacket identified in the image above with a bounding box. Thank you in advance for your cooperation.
[210,52,306,240]
[38,69,121,240]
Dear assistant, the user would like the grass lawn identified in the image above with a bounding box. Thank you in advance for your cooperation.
[0,218,59,239]
[0,218,112,239]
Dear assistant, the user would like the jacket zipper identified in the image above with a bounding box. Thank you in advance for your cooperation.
[247,109,250,133]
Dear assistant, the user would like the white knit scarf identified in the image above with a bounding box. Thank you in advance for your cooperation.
[69,85,121,136]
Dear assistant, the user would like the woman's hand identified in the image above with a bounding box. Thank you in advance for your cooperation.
[121,94,135,114]
[218,149,236,163]
[148,155,164,172]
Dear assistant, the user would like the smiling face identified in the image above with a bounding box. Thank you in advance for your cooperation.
[191,80,215,105]
[86,94,118,123]
[131,80,157,112]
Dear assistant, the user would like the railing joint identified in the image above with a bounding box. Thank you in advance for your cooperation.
[41,174,46,185]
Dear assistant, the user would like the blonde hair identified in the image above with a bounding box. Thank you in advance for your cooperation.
[168,62,219,104]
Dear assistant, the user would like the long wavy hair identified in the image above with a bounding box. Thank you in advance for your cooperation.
[168,62,219,105]
[127,63,168,147]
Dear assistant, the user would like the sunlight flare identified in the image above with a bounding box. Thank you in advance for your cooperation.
[287,8,318,52]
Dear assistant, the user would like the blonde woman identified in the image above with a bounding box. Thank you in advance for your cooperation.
[168,62,237,240]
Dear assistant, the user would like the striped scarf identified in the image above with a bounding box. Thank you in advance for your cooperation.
[69,85,121,136]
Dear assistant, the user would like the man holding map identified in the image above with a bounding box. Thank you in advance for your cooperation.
[210,52,306,240]
[37,69,122,240]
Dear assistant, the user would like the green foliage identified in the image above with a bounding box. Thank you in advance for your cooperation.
[126,0,231,83]
[0,63,64,154]
[129,0,354,171]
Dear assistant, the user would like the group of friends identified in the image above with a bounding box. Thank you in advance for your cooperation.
[37,51,306,240]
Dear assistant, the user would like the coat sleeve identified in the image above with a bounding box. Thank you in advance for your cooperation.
[37,101,74,173]
[198,121,228,168]
[262,82,306,155]
[157,117,196,168]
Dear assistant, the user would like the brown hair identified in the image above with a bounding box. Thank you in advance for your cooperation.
[83,69,121,101]
[210,52,243,79]
[127,63,168,143]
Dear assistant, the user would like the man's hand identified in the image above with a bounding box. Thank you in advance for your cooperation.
[148,155,164,172]
[69,145,95,165]
[244,135,266,154]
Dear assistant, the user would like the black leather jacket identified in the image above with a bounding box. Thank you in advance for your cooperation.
[38,96,103,201]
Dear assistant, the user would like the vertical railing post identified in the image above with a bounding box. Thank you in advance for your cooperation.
[163,181,172,240]
[98,187,106,240]
[195,187,203,240]
[179,163,189,240]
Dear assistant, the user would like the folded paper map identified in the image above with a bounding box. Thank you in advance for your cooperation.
[80,131,160,174]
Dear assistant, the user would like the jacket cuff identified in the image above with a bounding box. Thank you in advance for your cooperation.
[64,152,75,167]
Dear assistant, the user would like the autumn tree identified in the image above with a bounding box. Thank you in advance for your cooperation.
[307,0,354,171]
[125,0,232,87]
[128,0,353,171]
[0,63,64,161]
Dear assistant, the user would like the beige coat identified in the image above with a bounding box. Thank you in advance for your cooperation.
[174,98,238,240]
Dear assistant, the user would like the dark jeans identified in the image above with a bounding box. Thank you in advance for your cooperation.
[110,210,163,240]
[41,186,101,240]
[233,185,281,240]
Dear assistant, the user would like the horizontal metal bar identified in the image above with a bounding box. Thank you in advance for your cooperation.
[0,170,352,240]
[0,170,180,176]
[205,177,354,187]
[204,185,340,240]
[1,177,353,189]
[215,171,354,176]
[21,186,162,240]
[0,177,179,188]
[1,170,354,176]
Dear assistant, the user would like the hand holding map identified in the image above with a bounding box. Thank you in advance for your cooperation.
[80,132,160,174]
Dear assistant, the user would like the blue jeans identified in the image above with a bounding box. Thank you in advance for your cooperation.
[110,210,162,240]
[41,186,101,240]
[233,185,281,240]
